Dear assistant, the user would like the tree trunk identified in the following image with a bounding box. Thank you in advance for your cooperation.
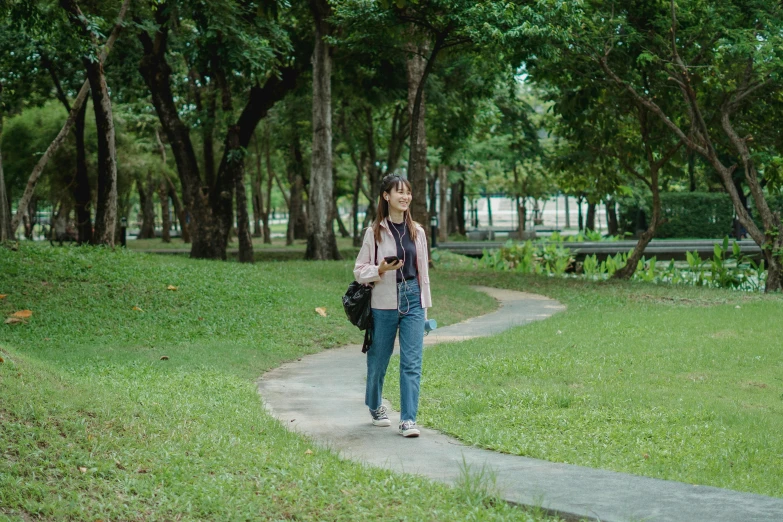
[614,172,662,280]
[203,87,217,191]
[564,195,570,229]
[73,99,93,244]
[286,136,308,244]
[251,131,264,238]
[351,152,364,247]
[454,180,466,235]
[606,198,619,236]
[262,125,273,244]
[306,0,340,260]
[60,0,119,246]
[486,193,493,227]
[517,197,526,232]
[0,117,13,241]
[169,184,190,243]
[156,127,189,244]
[234,151,254,263]
[688,151,696,192]
[159,180,171,243]
[334,199,351,238]
[46,59,94,246]
[448,182,458,235]
[83,54,117,246]
[136,171,156,239]
[251,171,263,238]
[406,35,430,239]
[139,25,226,259]
[585,202,596,232]
[438,164,448,242]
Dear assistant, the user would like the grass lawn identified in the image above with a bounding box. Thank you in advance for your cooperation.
[0,244,563,521]
[126,235,357,252]
[127,236,360,262]
[385,252,783,498]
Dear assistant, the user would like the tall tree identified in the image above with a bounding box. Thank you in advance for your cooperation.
[579,0,783,291]
[137,0,301,260]
[61,0,119,246]
[306,0,340,260]
[0,111,11,241]
[8,0,130,237]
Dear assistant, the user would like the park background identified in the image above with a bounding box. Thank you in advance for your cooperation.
[2,0,783,520]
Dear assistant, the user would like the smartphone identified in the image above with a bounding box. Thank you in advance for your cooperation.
[384,255,400,264]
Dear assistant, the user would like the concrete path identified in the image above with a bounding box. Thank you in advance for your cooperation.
[257,287,783,522]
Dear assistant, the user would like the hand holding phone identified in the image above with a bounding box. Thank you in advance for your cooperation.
[380,255,402,274]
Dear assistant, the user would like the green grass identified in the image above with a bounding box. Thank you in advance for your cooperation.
[126,236,361,262]
[0,244,568,521]
[385,260,783,498]
[127,235,357,251]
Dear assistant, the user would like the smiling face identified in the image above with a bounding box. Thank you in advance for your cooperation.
[384,181,412,218]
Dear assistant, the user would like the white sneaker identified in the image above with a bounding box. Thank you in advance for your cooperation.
[398,420,420,437]
[370,405,391,427]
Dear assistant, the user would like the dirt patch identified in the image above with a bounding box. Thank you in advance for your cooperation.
[710,330,738,339]
[741,381,769,389]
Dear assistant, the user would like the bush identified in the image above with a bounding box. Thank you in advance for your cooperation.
[618,192,734,239]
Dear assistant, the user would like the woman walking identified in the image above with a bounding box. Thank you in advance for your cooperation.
[353,174,432,437]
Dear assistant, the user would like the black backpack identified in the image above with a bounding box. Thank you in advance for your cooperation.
[342,242,377,353]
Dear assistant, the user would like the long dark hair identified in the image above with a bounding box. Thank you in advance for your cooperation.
[371,174,418,243]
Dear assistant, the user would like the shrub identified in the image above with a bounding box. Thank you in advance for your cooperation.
[618,192,734,238]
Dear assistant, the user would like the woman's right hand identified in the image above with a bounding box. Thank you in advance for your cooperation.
[379,259,403,274]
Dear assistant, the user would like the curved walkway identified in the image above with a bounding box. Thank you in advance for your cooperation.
[257,287,783,522]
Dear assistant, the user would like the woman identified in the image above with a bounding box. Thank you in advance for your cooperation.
[353,174,432,437]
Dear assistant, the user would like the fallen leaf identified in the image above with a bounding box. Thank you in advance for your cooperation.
[78,466,87,473]
[115,460,126,470]
[136,468,148,474]
[160,355,169,361]
[315,307,327,317]
[4,317,24,325]
[305,449,313,455]
[0,356,4,363]
[11,310,32,319]
[167,285,178,291]
[643,453,650,460]
[132,306,144,312]
[0,294,7,299]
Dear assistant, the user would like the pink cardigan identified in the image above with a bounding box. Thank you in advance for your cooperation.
[353,220,432,310]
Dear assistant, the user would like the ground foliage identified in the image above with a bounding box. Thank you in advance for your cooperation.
[386,255,783,497]
[0,245,570,521]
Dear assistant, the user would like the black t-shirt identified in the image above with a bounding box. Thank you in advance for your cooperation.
[389,220,418,283]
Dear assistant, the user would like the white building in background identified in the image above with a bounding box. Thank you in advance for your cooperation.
[340,194,610,238]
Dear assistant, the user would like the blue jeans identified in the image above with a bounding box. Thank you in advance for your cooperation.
[365,279,425,422]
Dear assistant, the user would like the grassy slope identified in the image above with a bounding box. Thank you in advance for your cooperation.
[1,245,556,521]
[386,254,783,497]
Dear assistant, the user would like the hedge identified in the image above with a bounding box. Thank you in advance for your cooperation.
[617,192,734,239]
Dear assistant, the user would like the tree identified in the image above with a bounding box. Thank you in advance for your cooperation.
[306,0,340,260]
[136,0,301,260]
[6,0,130,239]
[61,0,120,246]
[578,0,783,291]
